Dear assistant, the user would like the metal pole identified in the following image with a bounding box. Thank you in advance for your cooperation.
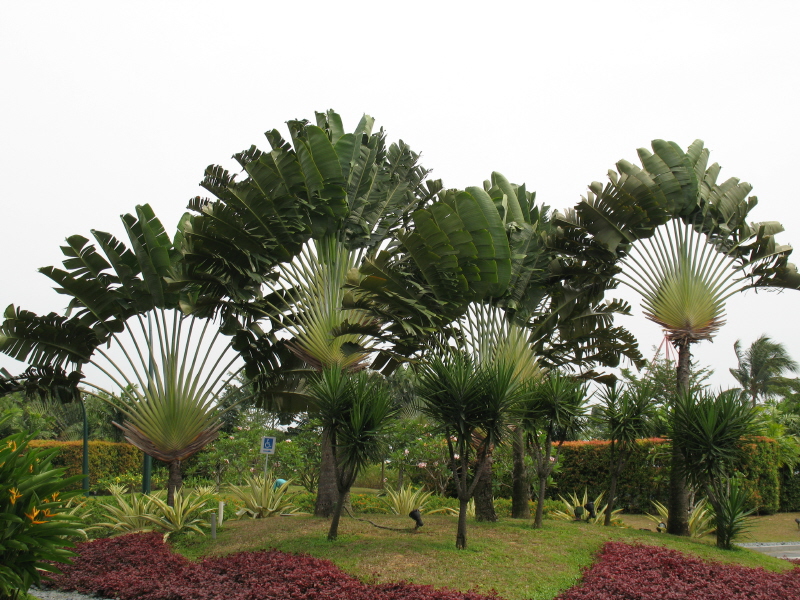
[263,453,269,479]
[81,398,89,496]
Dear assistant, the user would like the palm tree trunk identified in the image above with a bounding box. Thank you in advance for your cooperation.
[315,427,338,517]
[534,474,547,529]
[474,450,497,522]
[327,489,346,541]
[667,339,691,536]
[167,459,182,507]
[511,427,530,519]
[456,497,469,549]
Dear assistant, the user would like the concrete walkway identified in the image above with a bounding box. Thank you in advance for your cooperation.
[738,542,800,560]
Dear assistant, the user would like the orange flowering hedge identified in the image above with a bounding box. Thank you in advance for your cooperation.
[550,437,780,514]
[27,441,141,489]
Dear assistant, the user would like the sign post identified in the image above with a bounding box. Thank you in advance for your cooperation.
[260,436,276,478]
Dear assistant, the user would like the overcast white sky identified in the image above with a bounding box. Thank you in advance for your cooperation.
[2,1,799,391]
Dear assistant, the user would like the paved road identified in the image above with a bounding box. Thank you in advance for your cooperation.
[738,542,800,560]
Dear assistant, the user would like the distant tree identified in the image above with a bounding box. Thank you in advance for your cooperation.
[730,335,799,406]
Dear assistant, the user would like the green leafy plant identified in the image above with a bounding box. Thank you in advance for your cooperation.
[382,484,454,516]
[551,489,622,526]
[141,487,214,540]
[0,422,85,600]
[227,475,301,519]
[94,490,160,534]
[713,478,754,548]
[645,499,716,538]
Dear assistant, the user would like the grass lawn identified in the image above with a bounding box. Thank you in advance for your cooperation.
[174,512,798,600]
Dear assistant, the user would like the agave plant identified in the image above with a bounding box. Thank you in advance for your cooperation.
[227,475,301,519]
[142,487,215,540]
[381,485,436,516]
[646,499,716,538]
[94,490,159,534]
[551,489,622,526]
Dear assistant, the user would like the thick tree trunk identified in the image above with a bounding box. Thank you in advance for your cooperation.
[456,497,469,549]
[315,427,338,517]
[533,474,547,529]
[667,340,691,536]
[167,460,182,507]
[511,427,530,519]
[474,451,497,522]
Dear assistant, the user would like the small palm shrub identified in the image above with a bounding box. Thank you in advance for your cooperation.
[713,479,753,549]
[0,422,85,600]
[227,476,301,518]
[645,499,716,538]
[551,490,623,525]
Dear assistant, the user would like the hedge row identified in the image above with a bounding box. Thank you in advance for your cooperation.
[550,437,780,514]
[28,441,141,489]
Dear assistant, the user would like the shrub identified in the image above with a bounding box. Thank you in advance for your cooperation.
[27,441,141,491]
[0,425,85,600]
[555,542,800,599]
[46,532,500,600]
[552,438,780,514]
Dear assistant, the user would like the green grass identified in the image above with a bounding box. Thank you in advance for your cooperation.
[174,513,795,600]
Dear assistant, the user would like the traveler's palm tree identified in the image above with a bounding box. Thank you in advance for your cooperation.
[730,335,799,406]
[557,138,800,535]
[0,207,243,505]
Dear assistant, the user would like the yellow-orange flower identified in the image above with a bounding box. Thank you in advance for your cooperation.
[9,488,22,505]
[49,492,60,502]
[25,507,47,524]
[5,440,16,452]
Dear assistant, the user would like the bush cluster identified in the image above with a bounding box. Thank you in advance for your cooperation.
[46,532,499,600]
[555,542,800,599]
[27,441,141,490]
[551,438,781,514]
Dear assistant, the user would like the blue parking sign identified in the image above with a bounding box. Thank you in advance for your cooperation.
[260,436,276,454]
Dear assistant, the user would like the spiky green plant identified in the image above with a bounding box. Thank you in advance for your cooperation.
[381,485,435,516]
[94,490,160,534]
[551,489,623,526]
[227,476,301,519]
[646,499,716,538]
[141,487,214,540]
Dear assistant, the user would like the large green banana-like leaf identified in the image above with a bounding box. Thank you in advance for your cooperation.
[0,305,97,367]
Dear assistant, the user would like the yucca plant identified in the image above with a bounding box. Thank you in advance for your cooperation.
[227,475,300,519]
[551,489,623,526]
[712,478,753,548]
[646,499,716,538]
[142,487,214,540]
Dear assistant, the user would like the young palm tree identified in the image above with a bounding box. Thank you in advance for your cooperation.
[416,345,519,549]
[730,335,799,406]
[516,371,588,529]
[307,368,399,541]
[671,389,760,548]
[593,382,656,525]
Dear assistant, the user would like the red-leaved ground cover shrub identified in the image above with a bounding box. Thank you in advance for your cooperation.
[557,541,800,600]
[45,532,499,600]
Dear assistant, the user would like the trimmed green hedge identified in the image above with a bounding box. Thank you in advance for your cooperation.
[548,437,780,514]
[28,441,141,490]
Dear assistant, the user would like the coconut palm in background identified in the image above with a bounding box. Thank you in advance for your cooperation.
[730,335,799,406]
